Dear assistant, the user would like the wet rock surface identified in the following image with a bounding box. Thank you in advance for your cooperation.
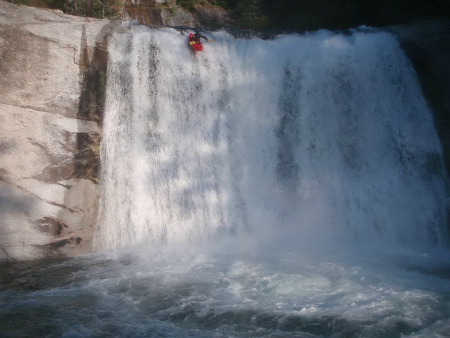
[385,20,450,176]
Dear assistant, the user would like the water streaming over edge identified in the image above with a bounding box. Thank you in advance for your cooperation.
[95,25,449,251]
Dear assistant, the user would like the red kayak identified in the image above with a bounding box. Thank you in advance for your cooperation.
[188,33,203,52]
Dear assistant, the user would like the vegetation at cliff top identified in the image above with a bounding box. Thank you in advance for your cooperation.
[176,0,196,12]
[7,0,122,19]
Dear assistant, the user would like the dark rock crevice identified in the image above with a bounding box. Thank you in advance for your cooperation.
[75,23,116,183]
[386,20,450,178]
[411,55,450,174]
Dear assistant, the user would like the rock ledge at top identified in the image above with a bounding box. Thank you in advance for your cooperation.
[122,0,232,29]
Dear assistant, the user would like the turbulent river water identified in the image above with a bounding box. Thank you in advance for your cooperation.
[1,25,450,337]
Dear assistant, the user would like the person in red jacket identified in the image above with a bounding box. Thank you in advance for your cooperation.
[191,31,209,44]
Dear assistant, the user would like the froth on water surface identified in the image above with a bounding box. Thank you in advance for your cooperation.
[1,243,450,337]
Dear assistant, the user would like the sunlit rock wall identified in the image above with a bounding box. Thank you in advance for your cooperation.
[0,1,119,261]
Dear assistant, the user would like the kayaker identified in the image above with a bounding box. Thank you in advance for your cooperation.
[192,31,209,44]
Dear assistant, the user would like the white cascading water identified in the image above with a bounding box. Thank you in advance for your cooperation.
[94,25,449,251]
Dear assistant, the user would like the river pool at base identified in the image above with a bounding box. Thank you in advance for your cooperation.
[1,242,450,338]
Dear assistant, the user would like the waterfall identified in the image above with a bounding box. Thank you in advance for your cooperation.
[94,24,449,251]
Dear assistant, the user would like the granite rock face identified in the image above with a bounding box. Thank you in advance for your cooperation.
[0,1,119,261]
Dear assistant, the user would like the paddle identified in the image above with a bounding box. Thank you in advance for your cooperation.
[190,39,216,45]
